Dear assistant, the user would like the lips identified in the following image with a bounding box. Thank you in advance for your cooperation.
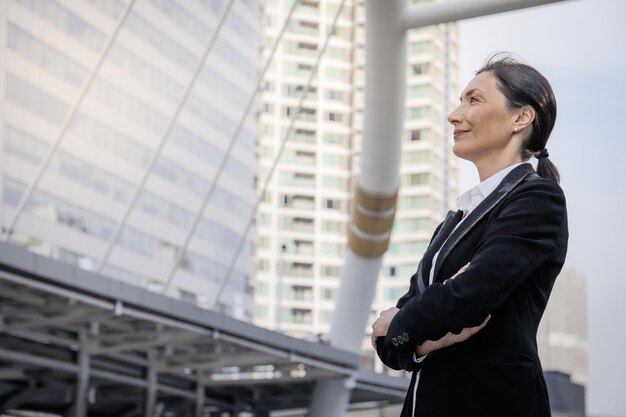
[453,129,469,138]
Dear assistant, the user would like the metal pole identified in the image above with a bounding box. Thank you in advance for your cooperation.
[309,0,407,415]
[402,0,568,31]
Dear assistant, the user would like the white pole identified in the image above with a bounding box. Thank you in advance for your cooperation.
[309,0,407,415]
[403,0,568,31]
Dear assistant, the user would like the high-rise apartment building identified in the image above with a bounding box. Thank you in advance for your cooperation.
[0,0,260,320]
[253,0,460,363]
[538,268,588,386]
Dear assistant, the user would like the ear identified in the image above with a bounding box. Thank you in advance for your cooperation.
[513,105,536,131]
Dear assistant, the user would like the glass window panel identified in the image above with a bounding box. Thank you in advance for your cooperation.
[5,73,68,124]
[18,0,107,51]
[7,23,88,86]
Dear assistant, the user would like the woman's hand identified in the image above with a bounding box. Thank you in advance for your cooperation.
[443,262,470,286]
[415,262,490,355]
[371,307,399,348]
[415,314,491,356]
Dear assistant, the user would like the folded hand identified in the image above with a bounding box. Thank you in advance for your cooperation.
[370,307,399,348]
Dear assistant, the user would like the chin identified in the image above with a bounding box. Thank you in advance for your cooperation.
[452,142,474,162]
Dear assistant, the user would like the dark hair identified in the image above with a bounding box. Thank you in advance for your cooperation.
[477,54,560,183]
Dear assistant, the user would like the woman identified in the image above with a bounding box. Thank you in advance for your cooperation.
[371,55,568,417]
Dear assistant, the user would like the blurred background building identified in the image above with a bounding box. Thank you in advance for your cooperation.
[539,268,589,416]
[539,268,588,386]
[0,0,260,320]
[253,0,460,373]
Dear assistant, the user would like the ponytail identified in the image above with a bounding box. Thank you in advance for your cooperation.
[535,150,560,183]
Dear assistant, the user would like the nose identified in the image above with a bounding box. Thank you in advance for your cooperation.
[447,104,462,125]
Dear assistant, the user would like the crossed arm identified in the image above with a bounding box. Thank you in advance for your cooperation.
[371,263,491,357]
[371,179,567,371]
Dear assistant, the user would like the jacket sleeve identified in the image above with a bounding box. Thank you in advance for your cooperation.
[381,179,568,371]
[374,220,446,371]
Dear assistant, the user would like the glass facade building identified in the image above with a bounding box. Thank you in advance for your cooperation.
[0,0,260,320]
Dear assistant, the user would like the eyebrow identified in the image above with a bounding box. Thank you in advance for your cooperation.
[459,88,482,101]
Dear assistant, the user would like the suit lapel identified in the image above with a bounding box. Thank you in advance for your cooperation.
[431,163,534,283]
[416,209,463,294]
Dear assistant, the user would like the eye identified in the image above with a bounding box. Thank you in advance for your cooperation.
[470,96,479,103]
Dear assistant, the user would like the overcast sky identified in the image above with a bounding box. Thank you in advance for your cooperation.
[456,0,626,415]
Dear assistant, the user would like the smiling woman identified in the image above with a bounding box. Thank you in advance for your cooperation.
[449,56,559,183]
[372,55,568,417]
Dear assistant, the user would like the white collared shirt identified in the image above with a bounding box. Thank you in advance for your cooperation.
[428,162,523,286]
[411,162,523,416]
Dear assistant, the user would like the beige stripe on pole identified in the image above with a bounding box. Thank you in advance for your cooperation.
[348,184,398,258]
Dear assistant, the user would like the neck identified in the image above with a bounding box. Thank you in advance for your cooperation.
[474,154,523,181]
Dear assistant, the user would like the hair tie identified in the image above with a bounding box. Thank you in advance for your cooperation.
[535,148,549,159]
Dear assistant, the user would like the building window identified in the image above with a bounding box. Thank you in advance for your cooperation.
[323,133,344,145]
[398,195,429,209]
[321,242,342,256]
[322,220,342,233]
[406,106,430,120]
[255,305,268,319]
[319,310,333,323]
[5,74,69,124]
[322,175,344,190]
[286,308,312,324]
[256,259,269,271]
[321,287,336,300]
[401,173,429,186]
[322,154,344,167]
[410,41,430,55]
[325,199,341,209]
[401,151,429,164]
[393,218,430,232]
[409,85,430,99]
[411,63,430,76]
[388,241,429,255]
[326,90,344,101]
[386,288,405,301]
[321,265,342,277]
[254,281,269,295]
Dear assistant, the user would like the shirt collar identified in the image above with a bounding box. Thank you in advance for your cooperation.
[456,162,523,213]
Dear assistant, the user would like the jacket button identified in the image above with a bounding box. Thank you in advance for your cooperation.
[402,332,409,342]
[392,337,399,347]
[397,337,404,345]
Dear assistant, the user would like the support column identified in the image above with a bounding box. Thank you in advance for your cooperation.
[195,375,205,417]
[145,350,158,417]
[74,331,90,417]
[309,0,408,416]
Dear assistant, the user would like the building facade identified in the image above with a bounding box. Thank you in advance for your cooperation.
[0,0,260,320]
[253,0,460,367]
[538,268,589,387]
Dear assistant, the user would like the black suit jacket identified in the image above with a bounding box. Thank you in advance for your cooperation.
[376,163,568,417]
